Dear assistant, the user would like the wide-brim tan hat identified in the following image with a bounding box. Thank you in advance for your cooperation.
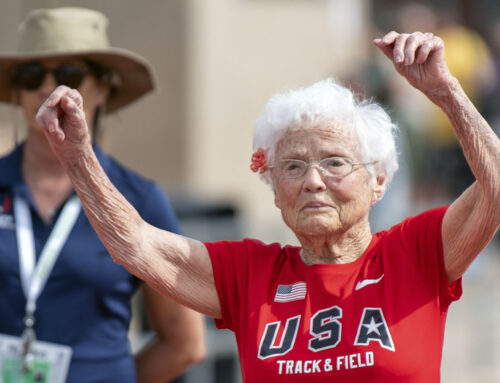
[0,7,156,113]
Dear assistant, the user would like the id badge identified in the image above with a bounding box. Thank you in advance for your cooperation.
[0,334,72,383]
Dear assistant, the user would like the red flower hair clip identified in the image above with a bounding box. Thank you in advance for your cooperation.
[250,148,269,174]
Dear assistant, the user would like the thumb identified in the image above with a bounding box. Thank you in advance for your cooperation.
[36,103,65,142]
[373,39,395,61]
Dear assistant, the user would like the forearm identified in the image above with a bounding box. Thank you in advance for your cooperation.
[36,86,220,315]
[135,337,205,383]
[427,78,500,202]
[135,288,206,382]
[65,146,147,273]
[373,31,500,281]
[430,78,500,280]
[65,148,221,316]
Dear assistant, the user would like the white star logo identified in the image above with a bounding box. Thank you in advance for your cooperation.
[363,317,381,336]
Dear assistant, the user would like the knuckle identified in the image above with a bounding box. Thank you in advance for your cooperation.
[385,30,398,40]
[395,33,409,44]
[72,89,83,102]
[406,34,418,44]
[421,43,432,53]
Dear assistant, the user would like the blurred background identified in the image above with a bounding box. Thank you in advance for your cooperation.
[0,0,499,381]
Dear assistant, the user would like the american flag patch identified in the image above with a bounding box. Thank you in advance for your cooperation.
[274,282,307,302]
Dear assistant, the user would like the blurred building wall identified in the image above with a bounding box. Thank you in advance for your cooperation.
[184,0,369,243]
[0,0,188,186]
[1,2,499,382]
[0,0,369,244]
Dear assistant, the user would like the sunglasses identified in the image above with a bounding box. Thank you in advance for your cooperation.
[11,62,91,90]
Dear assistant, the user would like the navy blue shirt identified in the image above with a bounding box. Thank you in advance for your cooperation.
[0,144,181,383]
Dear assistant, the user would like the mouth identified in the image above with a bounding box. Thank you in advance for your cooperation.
[301,201,332,211]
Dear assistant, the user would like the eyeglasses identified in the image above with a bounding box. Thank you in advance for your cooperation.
[269,156,376,179]
[11,62,91,90]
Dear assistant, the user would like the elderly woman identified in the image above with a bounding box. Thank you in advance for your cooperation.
[38,31,499,382]
[0,7,204,383]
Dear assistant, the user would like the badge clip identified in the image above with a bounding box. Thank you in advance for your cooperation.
[21,313,36,372]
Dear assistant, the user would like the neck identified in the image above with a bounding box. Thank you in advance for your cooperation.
[297,221,373,265]
[23,132,68,177]
[22,132,74,222]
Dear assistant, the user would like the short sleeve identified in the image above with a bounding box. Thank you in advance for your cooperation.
[399,206,462,309]
[204,240,252,331]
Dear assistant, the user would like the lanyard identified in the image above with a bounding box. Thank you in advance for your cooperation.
[13,194,81,372]
[14,195,81,317]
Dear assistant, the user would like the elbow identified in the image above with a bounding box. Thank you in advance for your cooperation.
[196,340,208,364]
[110,218,150,273]
[475,180,500,225]
[188,343,207,367]
[486,188,500,227]
[165,328,207,370]
[182,336,207,367]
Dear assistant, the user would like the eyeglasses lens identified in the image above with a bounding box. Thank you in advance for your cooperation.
[54,65,87,88]
[277,157,354,179]
[12,63,87,90]
[12,63,45,90]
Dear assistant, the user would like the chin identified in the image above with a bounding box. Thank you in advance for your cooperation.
[295,215,340,237]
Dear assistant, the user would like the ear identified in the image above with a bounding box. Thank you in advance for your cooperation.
[11,88,21,105]
[273,189,281,209]
[371,172,387,205]
[95,82,110,106]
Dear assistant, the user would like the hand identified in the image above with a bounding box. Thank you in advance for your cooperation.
[36,85,92,166]
[373,31,455,97]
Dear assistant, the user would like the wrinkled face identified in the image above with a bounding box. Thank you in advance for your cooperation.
[17,58,109,136]
[271,124,385,238]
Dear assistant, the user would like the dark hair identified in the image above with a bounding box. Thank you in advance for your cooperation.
[83,59,118,96]
[83,60,117,138]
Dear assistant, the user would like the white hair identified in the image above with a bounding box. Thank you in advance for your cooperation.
[253,78,399,194]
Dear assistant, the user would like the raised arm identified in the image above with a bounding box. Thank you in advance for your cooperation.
[374,31,500,282]
[36,86,222,318]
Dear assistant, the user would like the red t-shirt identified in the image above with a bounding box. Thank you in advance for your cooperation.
[206,207,462,382]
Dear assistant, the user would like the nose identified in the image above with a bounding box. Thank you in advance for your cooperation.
[38,71,57,97]
[302,165,327,192]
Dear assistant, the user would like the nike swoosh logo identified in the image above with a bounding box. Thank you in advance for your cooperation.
[355,274,384,291]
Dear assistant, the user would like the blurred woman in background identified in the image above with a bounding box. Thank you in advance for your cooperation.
[0,7,205,383]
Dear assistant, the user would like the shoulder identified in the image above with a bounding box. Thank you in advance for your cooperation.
[95,146,170,210]
[383,206,449,236]
[205,238,297,273]
[94,145,179,231]
[0,146,22,185]
[205,238,286,257]
[374,206,449,254]
[96,146,158,196]
[0,146,19,163]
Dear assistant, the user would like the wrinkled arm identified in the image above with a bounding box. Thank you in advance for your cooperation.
[67,125,221,317]
[429,79,500,282]
[374,32,500,281]
[36,86,222,318]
